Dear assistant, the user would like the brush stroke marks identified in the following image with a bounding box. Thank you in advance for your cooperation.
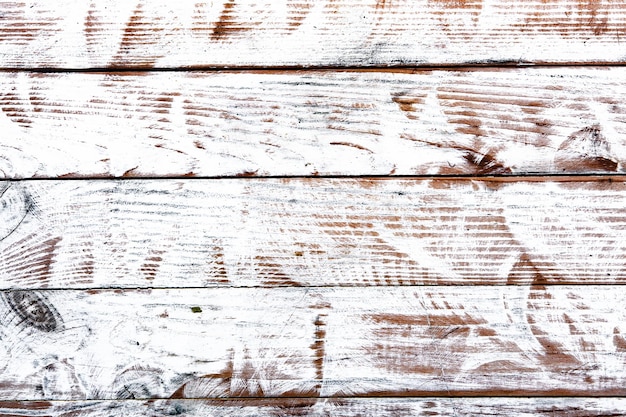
[140,249,165,281]
[212,0,236,40]
[362,294,488,395]
[5,397,626,416]
[4,0,626,67]
[428,0,483,38]
[287,0,315,30]
[580,0,610,36]
[206,246,229,285]
[2,291,60,332]
[555,124,618,172]
[0,89,32,128]
[0,235,62,287]
[168,352,235,399]
[520,0,612,38]
[310,294,332,394]
[391,92,427,121]
[37,358,85,398]
[84,2,101,55]
[3,178,626,289]
[210,0,262,42]
[0,288,625,398]
[113,366,165,399]
[2,68,626,178]
[0,2,60,49]
[0,184,32,243]
[429,0,479,7]
[0,184,67,287]
[112,1,163,67]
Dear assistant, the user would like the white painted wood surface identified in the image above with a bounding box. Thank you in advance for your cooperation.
[3,398,626,416]
[0,0,624,68]
[1,68,625,178]
[1,178,625,288]
[1,286,625,400]
[4,0,624,414]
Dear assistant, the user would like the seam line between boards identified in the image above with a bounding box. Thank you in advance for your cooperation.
[1,62,626,73]
[3,174,626,182]
[0,284,621,292]
[3,395,626,403]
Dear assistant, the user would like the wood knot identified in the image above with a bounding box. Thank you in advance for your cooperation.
[3,291,60,332]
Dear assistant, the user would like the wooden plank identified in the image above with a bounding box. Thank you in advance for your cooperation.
[2,68,626,178]
[1,0,625,68]
[1,286,626,399]
[1,177,626,289]
[3,398,626,417]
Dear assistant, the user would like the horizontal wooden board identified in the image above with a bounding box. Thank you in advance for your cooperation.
[1,178,626,288]
[2,286,626,400]
[2,68,626,178]
[1,0,625,68]
[3,398,626,416]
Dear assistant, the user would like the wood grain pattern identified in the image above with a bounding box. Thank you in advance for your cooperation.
[1,286,626,400]
[1,178,626,288]
[6,0,624,411]
[1,0,625,68]
[3,398,626,416]
[2,68,626,178]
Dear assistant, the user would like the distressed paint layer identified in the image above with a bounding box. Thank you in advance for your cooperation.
[0,287,625,399]
[0,0,625,67]
[0,178,625,288]
[1,68,626,178]
[2,397,626,416]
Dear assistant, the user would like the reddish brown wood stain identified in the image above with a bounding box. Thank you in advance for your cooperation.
[0,92,32,127]
[212,0,251,41]
[2,0,626,414]
[312,314,327,383]
[430,0,476,7]
[287,0,314,29]
[555,124,618,172]
[113,2,163,67]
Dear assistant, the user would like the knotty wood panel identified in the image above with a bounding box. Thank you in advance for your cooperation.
[0,0,625,68]
[1,286,626,400]
[2,68,626,178]
[4,398,626,416]
[1,178,625,288]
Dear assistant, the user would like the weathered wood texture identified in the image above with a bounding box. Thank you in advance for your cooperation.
[1,286,626,400]
[1,178,625,288]
[0,0,625,68]
[3,398,626,417]
[6,0,624,411]
[1,68,625,178]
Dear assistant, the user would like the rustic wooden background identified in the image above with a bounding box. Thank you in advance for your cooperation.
[1,1,626,415]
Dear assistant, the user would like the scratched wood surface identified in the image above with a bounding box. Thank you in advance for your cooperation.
[1,178,626,288]
[5,0,626,414]
[1,286,626,400]
[1,67,626,178]
[2,398,626,417]
[1,0,625,68]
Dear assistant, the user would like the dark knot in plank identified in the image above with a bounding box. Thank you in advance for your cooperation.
[3,291,60,332]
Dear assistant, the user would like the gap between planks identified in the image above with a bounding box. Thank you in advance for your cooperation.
[5,62,626,73]
[2,395,626,401]
[4,398,626,417]
[6,174,626,181]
